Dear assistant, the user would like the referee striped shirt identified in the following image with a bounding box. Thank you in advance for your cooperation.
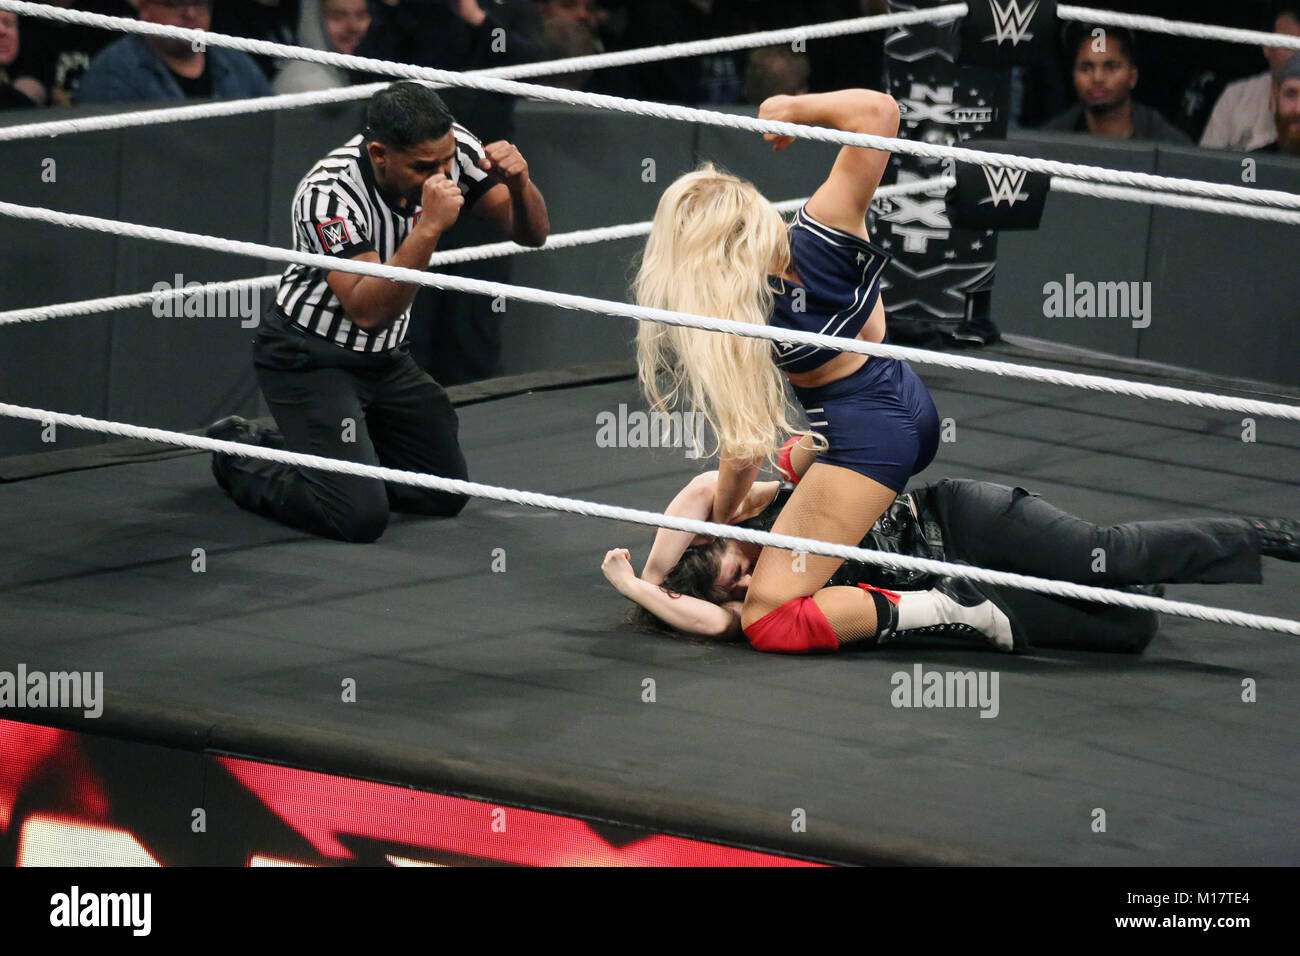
[275,125,492,352]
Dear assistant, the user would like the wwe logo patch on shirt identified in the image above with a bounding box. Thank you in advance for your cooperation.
[316,217,352,253]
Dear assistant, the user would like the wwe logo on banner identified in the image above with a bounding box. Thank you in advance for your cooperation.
[978,166,1030,207]
[984,0,1039,46]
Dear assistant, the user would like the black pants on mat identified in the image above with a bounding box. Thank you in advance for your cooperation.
[218,309,469,542]
[927,479,1263,653]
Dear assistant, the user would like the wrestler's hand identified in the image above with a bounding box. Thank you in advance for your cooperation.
[601,548,638,595]
[419,173,464,232]
[758,94,800,152]
[479,141,531,190]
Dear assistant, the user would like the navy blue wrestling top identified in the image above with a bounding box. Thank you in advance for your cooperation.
[769,205,892,374]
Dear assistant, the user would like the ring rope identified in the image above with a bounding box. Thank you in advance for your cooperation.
[2,3,1299,215]
[2,196,1299,422]
[9,172,1300,330]
[1049,177,1300,224]
[1058,4,1300,51]
[0,179,947,327]
[0,400,1295,636]
[0,0,963,139]
[463,4,970,81]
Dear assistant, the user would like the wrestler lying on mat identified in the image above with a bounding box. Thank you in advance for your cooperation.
[600,438,1300,653]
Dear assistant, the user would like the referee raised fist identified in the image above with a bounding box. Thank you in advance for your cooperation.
[479,141,530,188]
[419,173,465,233]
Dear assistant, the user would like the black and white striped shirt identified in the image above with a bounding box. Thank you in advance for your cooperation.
[275,125,492,352]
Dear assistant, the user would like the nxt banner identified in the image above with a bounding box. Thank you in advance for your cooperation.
[875,0,1012,344]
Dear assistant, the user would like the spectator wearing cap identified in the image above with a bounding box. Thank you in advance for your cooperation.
[77,0,271,102]
[1201,3,1300,152]
[1254,53,1300,156]
[1043,24,1190,144]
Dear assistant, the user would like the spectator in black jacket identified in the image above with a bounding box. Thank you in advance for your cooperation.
[355,0,543,140]
[1043,24,1191,144]
[8,1,135,106]
[0,11,46,108]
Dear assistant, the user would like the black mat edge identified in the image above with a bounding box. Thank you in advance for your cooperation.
[0,358,637,483]
[8,700,1019,867]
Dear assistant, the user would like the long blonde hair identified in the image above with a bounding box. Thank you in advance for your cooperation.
[634,164,820,464]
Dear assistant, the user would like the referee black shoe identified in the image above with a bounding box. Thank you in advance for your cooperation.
[206,416,267,492]
[206,415,256,445]
[1252,518,1300,562]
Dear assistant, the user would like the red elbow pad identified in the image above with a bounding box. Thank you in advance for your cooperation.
[777,437,801,484]
[743,596,840,653]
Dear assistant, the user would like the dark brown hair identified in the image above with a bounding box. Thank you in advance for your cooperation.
[626,540,746,642]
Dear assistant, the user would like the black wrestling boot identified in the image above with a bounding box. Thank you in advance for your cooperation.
[1251,518,1300,561]
[868,577,1030,653]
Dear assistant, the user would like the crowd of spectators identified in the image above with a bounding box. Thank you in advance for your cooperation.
[1,0,1297,155]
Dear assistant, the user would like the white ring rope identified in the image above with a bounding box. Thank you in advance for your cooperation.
[0,276,275,326]
[7,172,1300,330]
[2,2,1299,215]
[468,4,970,81]
[1058,4,1300,51]
[2,196,1299,422]
[6,157,1293,328]
[1050,177,1300,225]
[0,80,392,141]
[0,179,944,326]
[0,400,1294,636]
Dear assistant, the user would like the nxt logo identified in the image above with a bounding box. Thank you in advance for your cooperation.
[984,0,1039,46]
[900,83,954,125]
[978,166,1030,207]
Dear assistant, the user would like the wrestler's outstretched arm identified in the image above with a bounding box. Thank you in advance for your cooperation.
[602,549,742,637]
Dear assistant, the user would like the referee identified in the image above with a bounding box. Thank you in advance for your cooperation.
[209,81,549,542]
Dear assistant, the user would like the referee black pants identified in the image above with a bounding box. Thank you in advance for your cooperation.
[218,308,469,542]
[927,479,1263,653]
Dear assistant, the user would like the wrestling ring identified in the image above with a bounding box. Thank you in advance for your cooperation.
[0,0,1296,867]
